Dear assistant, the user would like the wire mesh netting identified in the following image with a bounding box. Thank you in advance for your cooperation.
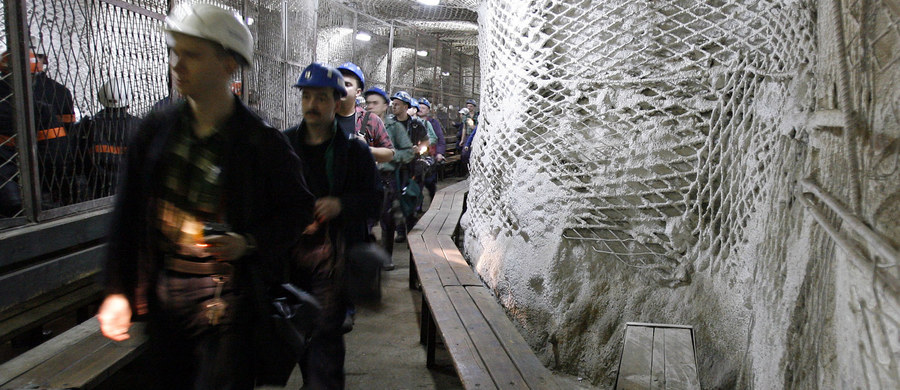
[0,0,169,220]
[469,0,899,386]
[0,2,24,220]
[470,0,817,284]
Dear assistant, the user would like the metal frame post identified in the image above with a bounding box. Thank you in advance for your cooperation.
[240,0,249,104]
[351,11,358,63]
[413,30,419,96]
[386,20,394,93]
[6,0,40,221]
[282,0,288,125]
[432,35,438,100]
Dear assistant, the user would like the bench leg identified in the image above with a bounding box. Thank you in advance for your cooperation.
[409,255,418,290]
[420,294,429,345]
[425,309,437,369]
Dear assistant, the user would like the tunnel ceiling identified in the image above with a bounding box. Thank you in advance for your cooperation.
[339,0,479,55]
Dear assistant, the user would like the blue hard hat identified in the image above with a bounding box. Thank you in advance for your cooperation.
[364,87,389,103]
[293,62,347,97]
[466,99,477,106]
[337,62,365,90]
[418,97,431,108]
[391,91,412,106]
[409,97,419,110]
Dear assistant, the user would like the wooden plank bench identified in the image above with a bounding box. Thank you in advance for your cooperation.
[615,322,701,390]
[408,180,559,389]
[0,318,148,389]
[0,280,104,346]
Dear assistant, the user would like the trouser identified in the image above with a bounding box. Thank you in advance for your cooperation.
[378,171,397,255]
[396,167,423,238]
[292,255,347,390]
[424,170,437,202]
[147,271,254,390]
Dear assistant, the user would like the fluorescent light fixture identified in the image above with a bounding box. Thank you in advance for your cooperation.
[355,31,371,42]
[246,17,254,26]
[416,50,428,57]
[441,71,450,76]
[418,0,440,5]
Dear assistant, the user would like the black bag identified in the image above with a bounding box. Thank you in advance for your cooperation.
[345,242,390,305]
[269,283,322,357]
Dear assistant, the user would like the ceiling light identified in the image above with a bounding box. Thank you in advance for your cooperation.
[245,17,254,26]
[441,71,450,76]
[416,50,428,57]
[355,32,371,42]
[418,0,440,5]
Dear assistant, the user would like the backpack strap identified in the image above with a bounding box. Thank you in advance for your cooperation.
[361,110,374,145]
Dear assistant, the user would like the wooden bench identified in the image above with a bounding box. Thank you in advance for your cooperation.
[408,180,559,389]
[0,280,104,346]
[0,209,113,349]
[615,322,701,390]
[0,318,148,389]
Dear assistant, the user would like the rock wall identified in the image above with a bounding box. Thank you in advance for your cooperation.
[464,0,900,388]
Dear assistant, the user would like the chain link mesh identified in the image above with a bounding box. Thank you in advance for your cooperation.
[470,0,816,286]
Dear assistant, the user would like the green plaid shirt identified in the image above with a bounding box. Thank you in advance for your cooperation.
[154,109,228,251]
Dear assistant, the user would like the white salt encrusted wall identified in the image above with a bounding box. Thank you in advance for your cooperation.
[464,0,900,388]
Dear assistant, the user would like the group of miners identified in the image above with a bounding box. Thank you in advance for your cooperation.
[87,3,478,389]
[0,45,142,217]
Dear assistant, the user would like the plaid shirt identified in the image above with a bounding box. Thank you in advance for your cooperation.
[154,109,228,252]
[354,105,393,149]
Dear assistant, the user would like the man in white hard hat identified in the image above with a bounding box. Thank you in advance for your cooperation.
[96,3,314,388]
[73,78,141,198]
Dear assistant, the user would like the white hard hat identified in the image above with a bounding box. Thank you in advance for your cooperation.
[164,3,254,66]
[458,107,469,115]
[98,78,130,108]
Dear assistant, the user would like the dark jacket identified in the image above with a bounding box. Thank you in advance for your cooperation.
[284,120,381,253]
[104,96,314,384]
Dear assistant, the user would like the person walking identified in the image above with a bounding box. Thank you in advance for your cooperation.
[284,62,381,389]
[96,4,314,388]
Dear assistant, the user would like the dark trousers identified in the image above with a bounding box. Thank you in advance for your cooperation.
[293,261,347,389]
[424,171,437,201]
[147,272,254,390]
[379,171,398,255]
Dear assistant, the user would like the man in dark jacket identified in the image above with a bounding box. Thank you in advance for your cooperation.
[96,4,314,388]
[74,78,141,199]
[284,62,380,389]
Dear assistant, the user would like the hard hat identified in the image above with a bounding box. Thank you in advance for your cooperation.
[98,78,131,108]
[0,51,41,73]
[391,91,412,106]
[293,62,347,97]
[409,97,419,110]
[164,3,254,66]
[417,97,431,108]
[466,99,477,106]
[337,62,365,90]
[459,107,469,115]
[364,87,389,103]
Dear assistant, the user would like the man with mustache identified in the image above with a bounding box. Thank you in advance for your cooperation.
[284,62,380,389]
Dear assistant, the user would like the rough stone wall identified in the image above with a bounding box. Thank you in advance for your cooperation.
[464,0,900,388]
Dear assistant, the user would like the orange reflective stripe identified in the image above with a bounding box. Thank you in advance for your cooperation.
[93,144,126,155]
[57,114,75,124]
[0,128,65,146]
[36,127,66,141]
[0,135,15,148]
